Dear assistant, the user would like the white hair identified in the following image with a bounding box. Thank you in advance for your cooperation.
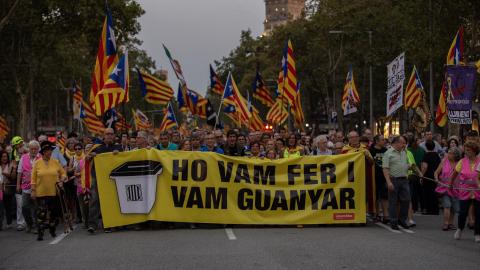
[28,140,40,149]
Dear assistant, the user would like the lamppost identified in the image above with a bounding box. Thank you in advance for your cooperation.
[329,30,374,132]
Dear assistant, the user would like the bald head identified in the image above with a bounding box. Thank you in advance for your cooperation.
[103,128,115,144]
[347,131,360,147]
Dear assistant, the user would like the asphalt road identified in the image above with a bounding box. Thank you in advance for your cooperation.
[1,214,480,270]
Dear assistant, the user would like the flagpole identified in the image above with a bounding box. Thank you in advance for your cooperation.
[214,71,231,131]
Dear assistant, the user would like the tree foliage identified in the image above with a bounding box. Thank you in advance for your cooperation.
[0,0,155,138]
[214,0,480,131]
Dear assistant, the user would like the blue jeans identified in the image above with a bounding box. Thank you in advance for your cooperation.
[388,177,411,225]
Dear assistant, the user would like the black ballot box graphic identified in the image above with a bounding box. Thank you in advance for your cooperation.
[110,160,163,214]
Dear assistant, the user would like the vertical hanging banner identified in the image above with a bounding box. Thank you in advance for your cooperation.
[94,150,366,228]
[445,65,477,124]
[386,53,405,116]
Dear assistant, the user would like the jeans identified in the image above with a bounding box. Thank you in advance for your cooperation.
[388,177,411,225]
[15,193,25,227]
[22,192,36,228]
[458,199,480,235]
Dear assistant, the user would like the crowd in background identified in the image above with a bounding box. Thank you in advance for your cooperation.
[0,126,479,243]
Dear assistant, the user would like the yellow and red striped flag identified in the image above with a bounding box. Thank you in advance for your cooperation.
[80,101,105,135]
[404,66,423,109]
[446,27,464,65]
[115,111,131,131]
[132,108,151,131]
[247,92,265,131]
[94,51,129,116]
[279,39,298,106]
[266,99,288,125]
[435,81,448,127]
[72,82,83,120]
[159,103,178,131]
[137,69,174,105]
[210,64,224,95]
[222,73,251,126]
[0,116,10,138]
[292,82,305,130]
[341,67,360,115]
[252,71,274,107]
[89,9,119,110]
[56,136,66,154]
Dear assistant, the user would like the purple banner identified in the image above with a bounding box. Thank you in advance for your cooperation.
[445,65,477,124]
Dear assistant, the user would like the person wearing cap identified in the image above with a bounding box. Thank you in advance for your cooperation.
[10,136,25,163]
[37,135,67,167]
[31,141,67,241]
[10,136,26,230]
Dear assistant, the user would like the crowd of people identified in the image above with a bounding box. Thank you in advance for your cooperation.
[0,126,479,243]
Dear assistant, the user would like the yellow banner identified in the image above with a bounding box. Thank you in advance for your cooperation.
[94,150,366,228]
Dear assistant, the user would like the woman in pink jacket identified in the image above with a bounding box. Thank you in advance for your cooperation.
[449,141,480,242]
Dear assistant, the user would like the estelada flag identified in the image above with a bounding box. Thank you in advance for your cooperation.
[132,108,151,131]
[137,69,174,105]
[247,92,265,131]
[89,8,118,110]
[404,66,424,109]
[159,103,178,131]
[210,64,224,95]
[446,27,464,65]
[252,71,274,107]
[94,51,129,116]
[222,73,251,126]
[279,39,298,106]
[342,66,360,116]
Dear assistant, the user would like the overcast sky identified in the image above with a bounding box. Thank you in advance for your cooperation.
[137,0,265,95]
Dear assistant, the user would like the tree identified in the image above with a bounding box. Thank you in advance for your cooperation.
[0,0,155,138]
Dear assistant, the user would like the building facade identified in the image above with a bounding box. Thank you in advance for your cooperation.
[263,0,305,35]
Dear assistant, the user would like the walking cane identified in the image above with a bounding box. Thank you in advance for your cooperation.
[56,183,73,233]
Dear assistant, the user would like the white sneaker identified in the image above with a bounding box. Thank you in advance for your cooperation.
[454,229,462,240]
[16,225,25,231]
[475,235,480,243]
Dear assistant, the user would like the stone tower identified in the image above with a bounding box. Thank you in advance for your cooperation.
[263,0,305,35]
